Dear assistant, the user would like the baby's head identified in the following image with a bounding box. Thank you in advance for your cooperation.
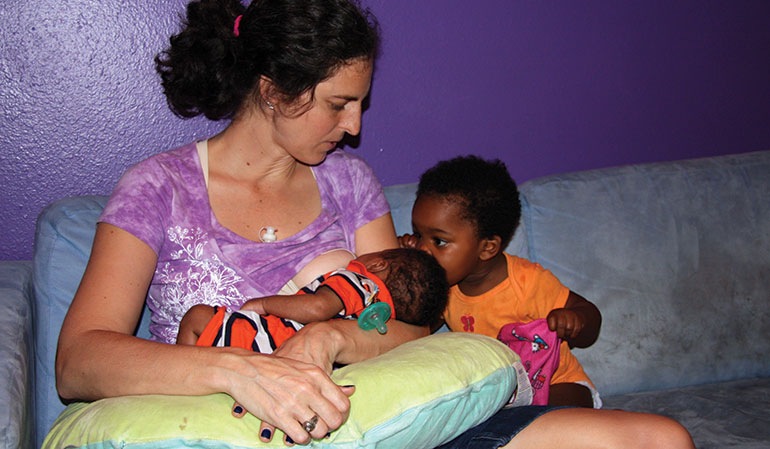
[411,155,520,285]
[357,248,448,327]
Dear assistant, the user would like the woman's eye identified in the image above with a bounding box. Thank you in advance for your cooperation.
[330,102,345,111]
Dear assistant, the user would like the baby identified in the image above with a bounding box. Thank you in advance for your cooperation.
[177,247,448,352]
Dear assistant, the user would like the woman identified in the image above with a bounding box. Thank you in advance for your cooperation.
[56,0,694,447]
[56,0,420,445]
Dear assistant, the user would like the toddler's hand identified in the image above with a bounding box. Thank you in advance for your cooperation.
[546,308,584,340]
[398,234,418,248]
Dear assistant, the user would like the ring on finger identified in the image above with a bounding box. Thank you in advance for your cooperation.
[302,414,319,433]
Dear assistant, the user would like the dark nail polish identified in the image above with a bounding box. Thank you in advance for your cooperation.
[285,436,295,445]
[261,429,272,440]
[326,432,331,438]
[341,384,355,388]
[233,405,243,414]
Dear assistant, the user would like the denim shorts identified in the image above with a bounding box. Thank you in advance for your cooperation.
[435,405,567,449]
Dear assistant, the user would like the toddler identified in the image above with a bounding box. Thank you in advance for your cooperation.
[400,156,602,408]
[177,247,448,352]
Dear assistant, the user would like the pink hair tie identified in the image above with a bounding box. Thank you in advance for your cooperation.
[233,15,243,37]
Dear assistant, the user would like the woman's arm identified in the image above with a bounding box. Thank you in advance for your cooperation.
[275,319,429,372]
[56,223,352,444]
[354,213,399,255]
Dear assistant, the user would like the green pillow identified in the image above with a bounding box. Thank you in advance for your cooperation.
[43,333,519,448]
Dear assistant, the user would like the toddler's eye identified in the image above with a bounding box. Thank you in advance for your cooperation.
[433,237,447,247]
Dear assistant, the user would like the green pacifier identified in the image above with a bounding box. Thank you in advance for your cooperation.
[357,302,392,334]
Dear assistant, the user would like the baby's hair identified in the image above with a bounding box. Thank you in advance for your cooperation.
[155,0,380,120]
[417,155,521,248]
[378,248,448,327]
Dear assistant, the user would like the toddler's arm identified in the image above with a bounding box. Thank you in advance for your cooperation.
[240,287,344,324]
[546,291,601,348]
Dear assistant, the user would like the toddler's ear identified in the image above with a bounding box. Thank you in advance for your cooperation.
[478,236,503,261]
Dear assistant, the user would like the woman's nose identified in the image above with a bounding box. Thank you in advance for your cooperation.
[340,105,362,136]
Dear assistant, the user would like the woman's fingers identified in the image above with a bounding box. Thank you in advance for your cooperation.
[232,401,246,418]
[258,421,276,442]
[226,353,352,445]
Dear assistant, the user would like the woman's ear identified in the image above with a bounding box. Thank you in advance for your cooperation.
[478,236,502,261]
[258,76,278,110]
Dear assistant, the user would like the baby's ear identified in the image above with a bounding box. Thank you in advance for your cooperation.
[363,256,389,273]
[478,236,503,261]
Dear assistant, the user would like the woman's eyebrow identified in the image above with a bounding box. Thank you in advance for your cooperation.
[332,94,359,101]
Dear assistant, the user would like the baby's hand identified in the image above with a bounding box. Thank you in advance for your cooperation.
[398,234,418,248]
[239,298,267,315]
[546,308,584,340]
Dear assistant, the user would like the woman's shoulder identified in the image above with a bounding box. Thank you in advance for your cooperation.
[115,142,200,192]
[127,141,199,175]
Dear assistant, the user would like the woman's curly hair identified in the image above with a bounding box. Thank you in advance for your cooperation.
[155,0,380,120]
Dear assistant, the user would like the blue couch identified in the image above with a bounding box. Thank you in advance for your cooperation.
[2,150,769,448]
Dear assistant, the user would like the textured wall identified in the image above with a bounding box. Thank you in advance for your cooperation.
[2,0,770,260]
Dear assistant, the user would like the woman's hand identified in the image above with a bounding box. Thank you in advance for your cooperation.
[272,321,346,374]
[222,349,354,445]
[255,319,425,444]
[231,322,348,445]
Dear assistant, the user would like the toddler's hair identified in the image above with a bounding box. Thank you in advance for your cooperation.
[378,248,448,327]
[417,155,521,248]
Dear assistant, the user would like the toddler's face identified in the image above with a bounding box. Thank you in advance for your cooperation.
[410,195,482,286]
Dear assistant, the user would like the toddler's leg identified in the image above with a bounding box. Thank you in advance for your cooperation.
[176,304,217,345]
[549,382,593,407]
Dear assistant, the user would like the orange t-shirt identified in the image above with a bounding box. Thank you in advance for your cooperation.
[443,253,593,386]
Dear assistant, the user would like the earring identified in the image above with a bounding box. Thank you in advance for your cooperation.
[265,101,275,110]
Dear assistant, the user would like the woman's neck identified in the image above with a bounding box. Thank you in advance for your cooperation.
[208,117,300,186]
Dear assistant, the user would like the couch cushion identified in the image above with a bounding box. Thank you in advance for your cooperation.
[603,377,770,449]
[32,196,109,446]
[519,150,770,396]
[0,261,34,449]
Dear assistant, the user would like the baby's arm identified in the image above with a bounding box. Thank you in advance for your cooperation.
[176,304,217,345]
[546,291,602,348]
[240,287,345,324]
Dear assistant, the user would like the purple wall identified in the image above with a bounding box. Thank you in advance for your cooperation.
[2,1,770,261]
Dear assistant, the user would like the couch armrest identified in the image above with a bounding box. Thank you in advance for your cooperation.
[0,260,34,449]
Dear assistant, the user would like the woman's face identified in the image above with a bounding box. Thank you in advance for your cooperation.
[410,194,483,286]
[272,59,373,166]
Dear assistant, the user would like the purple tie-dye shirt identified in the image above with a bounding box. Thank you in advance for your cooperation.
[99,142,390,344]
